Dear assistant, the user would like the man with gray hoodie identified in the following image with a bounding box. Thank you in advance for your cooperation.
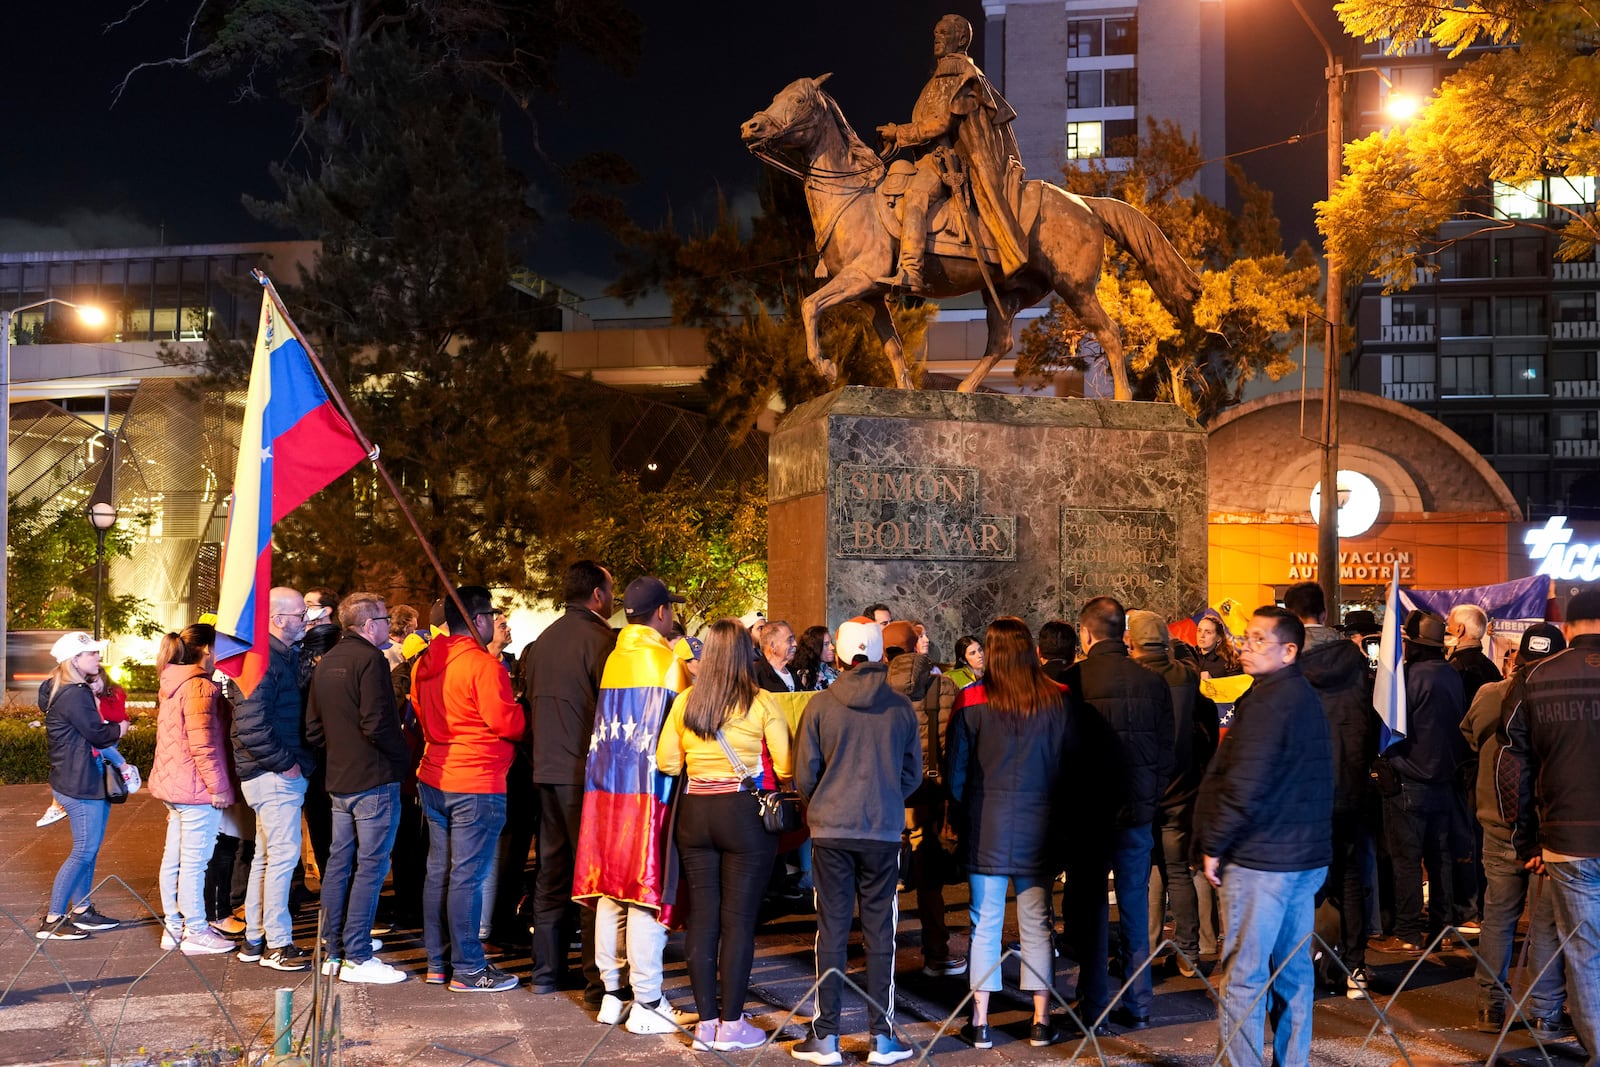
[791,618,923,1067]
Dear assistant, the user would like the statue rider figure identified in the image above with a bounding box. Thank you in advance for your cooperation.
[876,14,1028,292]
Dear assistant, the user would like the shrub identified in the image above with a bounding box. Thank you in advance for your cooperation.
[0,717,156,786]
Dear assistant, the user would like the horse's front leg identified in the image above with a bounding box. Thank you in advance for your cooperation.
[800,266,886,385]
[870,298,913,389]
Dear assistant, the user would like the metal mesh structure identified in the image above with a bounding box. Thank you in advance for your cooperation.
[564,377,768,490]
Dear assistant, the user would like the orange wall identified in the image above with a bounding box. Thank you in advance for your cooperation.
[1209,513,1510,610]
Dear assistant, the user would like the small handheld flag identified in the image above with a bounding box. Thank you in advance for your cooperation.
[1374,569,1408,753]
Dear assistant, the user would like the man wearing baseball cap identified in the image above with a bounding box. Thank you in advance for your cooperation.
[792,617,922,1065]
[1371,611,1470,954]
[1463,622,1570,1035]
[573,576,695,1034]
[1501,589,1600,1061]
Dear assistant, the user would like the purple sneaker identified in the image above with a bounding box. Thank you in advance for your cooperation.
[691,1020,719,1051]
[713,1015,767,1051]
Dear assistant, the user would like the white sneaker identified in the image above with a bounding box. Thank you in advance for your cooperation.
[36,804,66,828]
[369,937,383,953]
[625,999,695,1035]
[119,764,142,794]
[321,958,343,976]
[340,957,408,985]
[180,928,236,955]
[159,926,181,951]
[598,992,629,1025]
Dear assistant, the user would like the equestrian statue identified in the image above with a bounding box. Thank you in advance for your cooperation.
[740,13,1201,399]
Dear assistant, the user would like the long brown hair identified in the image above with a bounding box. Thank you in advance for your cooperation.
[156,623,217,674]
[1197,616,1241,672]
[682,618,759,739]
[980,617,1063,718]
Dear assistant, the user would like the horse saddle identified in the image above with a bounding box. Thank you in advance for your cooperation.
[875,157,1039,266]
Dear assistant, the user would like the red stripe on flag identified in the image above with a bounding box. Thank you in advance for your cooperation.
[269,402,367,523]
[573,789,670,910]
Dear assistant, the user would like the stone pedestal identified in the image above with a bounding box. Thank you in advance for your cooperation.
[767,387,1207,648]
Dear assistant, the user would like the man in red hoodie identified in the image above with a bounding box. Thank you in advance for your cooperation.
[412,584,525,992]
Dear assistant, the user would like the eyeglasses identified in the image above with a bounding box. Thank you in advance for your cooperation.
[371,615,391,622]
[271,610,309,620]
[1240,634,1287,651]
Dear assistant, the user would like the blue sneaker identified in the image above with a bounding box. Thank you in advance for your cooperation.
[867,1033,914,1065]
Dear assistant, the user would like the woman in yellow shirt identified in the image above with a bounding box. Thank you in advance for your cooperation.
[658,618,793,1052]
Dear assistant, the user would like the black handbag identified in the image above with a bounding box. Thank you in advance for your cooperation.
[714,729,802,834]
[103,760,129,804]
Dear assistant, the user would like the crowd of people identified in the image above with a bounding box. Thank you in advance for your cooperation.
[34,567,1600,1066]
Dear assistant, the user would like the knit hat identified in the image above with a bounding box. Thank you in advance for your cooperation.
[1403,610,1446,647]
[836,617,884,664]
[881,620,919,656]
[51,632,107,663]
[1517,623,1566,664]
[1125,610,1170,649]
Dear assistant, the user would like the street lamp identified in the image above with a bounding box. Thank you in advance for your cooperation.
[1,297,106,690]
[87,500,119,641]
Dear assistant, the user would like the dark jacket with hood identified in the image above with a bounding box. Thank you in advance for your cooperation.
[524,604,617,785]
[795,661,922,844]
[1297,624,1377,814]
[232,634,313,782]
[946,682,1074,875]
[1195,662,1333,872]
[1062,640,1175,828]
[44,678,124,800]
[885,651,957,792]
[1386,646,1469,785]
[1131,643,1217,812]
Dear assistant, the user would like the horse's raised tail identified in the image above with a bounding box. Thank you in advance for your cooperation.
[1084,195,1202,321]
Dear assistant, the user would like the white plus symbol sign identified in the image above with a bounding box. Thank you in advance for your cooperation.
[1524,516,1573,560]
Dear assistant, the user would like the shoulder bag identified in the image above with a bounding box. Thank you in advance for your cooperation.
[713,727,802,834]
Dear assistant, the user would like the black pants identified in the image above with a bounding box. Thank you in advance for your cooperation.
[1384,778,1456,943]
[227,833,255,912]
[530,783,598,992]
[384,791,427,925]
[812,840,902,1038]
[488,769,538,940]
[677,791,779,1023]
[1150,801,1199,955]
[205,833,244,921]
[905,789,950,963]
[1324,809,1370,967]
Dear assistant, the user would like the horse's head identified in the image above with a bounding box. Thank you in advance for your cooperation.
[740,73,831,150]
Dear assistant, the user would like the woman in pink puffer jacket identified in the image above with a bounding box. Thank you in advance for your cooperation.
[148,623,239,955]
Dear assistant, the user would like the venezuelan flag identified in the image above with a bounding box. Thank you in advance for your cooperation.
[574,626,691,922]
[214,290,367,694]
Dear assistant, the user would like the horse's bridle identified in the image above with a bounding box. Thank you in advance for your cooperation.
[746,89,885,188]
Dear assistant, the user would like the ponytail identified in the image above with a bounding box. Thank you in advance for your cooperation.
[156,622,218,674]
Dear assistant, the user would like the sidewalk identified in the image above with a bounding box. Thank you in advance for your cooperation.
[0,786,1574,1066]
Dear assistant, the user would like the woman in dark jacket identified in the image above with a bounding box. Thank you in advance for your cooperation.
[946,617,1074,1049]
[39,632,128,939]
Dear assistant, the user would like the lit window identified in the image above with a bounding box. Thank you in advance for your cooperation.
[1494,179,1545,220]
[1067,121,1103,160]
[1549,176,1596,207]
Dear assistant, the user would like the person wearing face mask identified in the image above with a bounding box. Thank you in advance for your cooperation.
[231,586,316,972]
[1445,605,1501,707]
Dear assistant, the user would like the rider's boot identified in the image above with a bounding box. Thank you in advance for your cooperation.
[880,203,930,292]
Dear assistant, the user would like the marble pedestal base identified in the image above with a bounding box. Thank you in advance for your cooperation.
[767,387,1207,649]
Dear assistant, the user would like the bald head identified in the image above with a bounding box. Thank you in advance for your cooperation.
[268,586,307,644]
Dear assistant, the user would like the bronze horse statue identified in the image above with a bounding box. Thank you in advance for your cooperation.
[740,75,1201,397]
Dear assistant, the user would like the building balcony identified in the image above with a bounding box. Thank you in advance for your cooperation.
[1553,260,1600,281]
[1554,438,1600,458]
[1552,320,1600,339]
[1553,379,1600,399]
[1381,323,1435,343]
[1381,381,1435,402]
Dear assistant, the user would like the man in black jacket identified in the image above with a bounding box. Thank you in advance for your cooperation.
[525,560,616,1002]
[305,592,410,984]
[1445,604,1501,705]
[1062,597,1173,1029]
[1500,586,1600,1065]
[1126,610,1215,979]
[1285,581,1377,995]
[1373,611,1469,952]
[1037,620,1076,685]
[1197,606,1332,1067]
[792,619,922,1066]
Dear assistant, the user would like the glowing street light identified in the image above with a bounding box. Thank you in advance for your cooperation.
[1,297,107,690]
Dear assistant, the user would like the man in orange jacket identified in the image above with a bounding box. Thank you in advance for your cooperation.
[412,584,525,993]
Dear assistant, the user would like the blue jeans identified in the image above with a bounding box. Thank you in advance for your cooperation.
[1478,845,1564,1018]
[159,803,223,934]
[322,782,400,964]
[969,873,1054,993]
[240,771,309,947]
[1544,856,1600,1067]
[419,783,506,973]
[1218,863,1326,1067]
[1071,823,1155,1016]
[49,791,110,916]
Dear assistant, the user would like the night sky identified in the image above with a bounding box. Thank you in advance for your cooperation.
[4,1,1336,314]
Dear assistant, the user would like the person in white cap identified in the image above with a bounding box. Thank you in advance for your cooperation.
[36,645,141,829]
[37,632,129,939]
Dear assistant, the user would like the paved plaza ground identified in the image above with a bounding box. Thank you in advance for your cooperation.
[0,786,1587,1067]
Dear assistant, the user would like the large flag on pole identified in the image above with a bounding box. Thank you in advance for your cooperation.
[1374,569,1408,753]
[214,289,368,693]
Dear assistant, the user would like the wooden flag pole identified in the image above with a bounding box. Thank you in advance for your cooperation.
[251,270,487,650]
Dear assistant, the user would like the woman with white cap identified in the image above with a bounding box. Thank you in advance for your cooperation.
[38,632,129,939]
